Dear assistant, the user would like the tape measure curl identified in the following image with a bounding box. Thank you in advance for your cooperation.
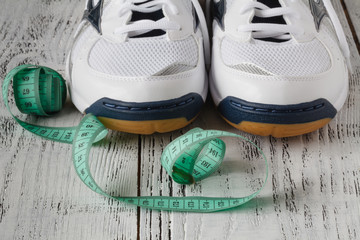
[13,65,66,116]
[2,65,268,212]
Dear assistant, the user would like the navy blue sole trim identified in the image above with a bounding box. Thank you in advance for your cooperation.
[218,97,337,125]
[85,93,204,121]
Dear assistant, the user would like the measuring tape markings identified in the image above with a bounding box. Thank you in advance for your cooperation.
[2,65,268,213]
[3,65,75,143]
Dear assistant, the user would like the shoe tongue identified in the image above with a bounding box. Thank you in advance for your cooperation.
[129,0,194,38]
[130,0,166,38]
[251,0,288,43]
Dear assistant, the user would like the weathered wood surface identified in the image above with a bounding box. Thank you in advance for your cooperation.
[0,0,359,239]
[343,0,360,54]
[0,1,139,239]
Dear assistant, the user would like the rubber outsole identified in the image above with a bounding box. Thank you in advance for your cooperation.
[98,116,198,134]
[222,117,332,138]
[218,97,337,137]
[85,93,204,134]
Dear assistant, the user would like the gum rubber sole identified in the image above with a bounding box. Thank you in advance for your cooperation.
[98,116,198,134]
[218,96,337,138]
[222,116,332,138]
[85,93,204,134]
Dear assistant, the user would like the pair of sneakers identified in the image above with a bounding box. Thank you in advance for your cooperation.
[66,0,351,137]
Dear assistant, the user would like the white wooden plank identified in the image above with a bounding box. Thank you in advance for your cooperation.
[140,1,360,240]
[0,0,359,240]
[344,0,360,51]
[0,0,138,239]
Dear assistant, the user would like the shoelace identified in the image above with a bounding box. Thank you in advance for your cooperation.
[235,0,352,71]
[114,0,181,36]
[238,1,302,40]
[114,0,211,66]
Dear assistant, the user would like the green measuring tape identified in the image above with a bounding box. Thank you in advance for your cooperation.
[2,65,268,212]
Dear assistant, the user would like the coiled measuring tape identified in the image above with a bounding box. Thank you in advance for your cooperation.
[2,65,268,212]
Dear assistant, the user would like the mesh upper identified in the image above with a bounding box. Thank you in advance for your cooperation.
[231,63,273,76]
[78,0,198,77]
[221,0,341,77]
[88,36,198,77]
[221,38,332,76]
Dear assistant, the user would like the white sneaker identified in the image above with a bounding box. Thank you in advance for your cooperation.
[66,0,209,134]
[209,0,351,137]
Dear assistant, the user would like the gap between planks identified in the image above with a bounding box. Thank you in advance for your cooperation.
[341,0,360,54]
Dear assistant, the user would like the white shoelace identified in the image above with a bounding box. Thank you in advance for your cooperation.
[235,0,352,71]
[238,1,302,40]
[114,0,181,36]
[114,0,211,66]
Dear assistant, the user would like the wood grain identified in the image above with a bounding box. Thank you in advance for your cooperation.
[139,0,360,239]
[0,0,359,240]
[0,1,138,239]
[343,0,360,54]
